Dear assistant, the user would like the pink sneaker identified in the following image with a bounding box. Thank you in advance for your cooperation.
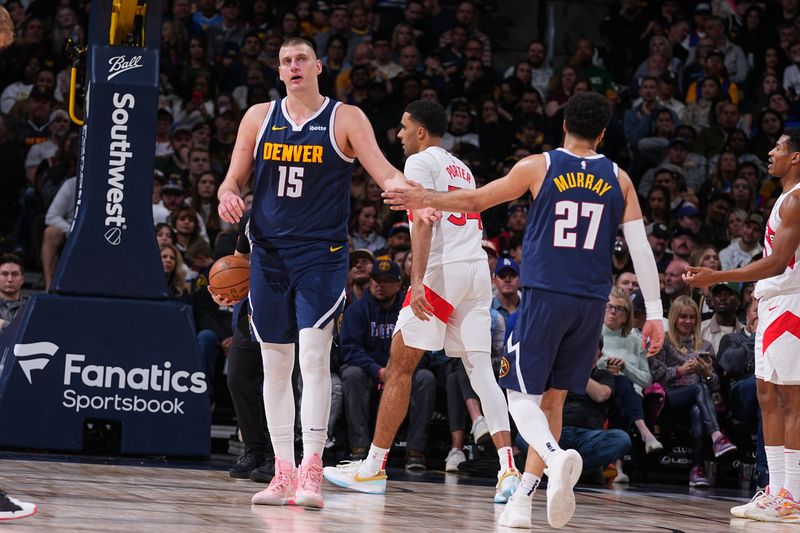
[295,454,324,508]
[252,457,297,506]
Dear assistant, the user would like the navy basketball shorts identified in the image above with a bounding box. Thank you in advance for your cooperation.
[248,242,348,344]
[499,288,605,395]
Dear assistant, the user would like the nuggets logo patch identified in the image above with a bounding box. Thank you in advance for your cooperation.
[499,357,510,378]
[379,261,391,272]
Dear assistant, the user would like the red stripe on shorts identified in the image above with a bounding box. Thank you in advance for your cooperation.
[762,311,800,354]
[402,285,454,323]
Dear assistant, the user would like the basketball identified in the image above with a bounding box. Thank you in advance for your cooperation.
[208,255,250,301]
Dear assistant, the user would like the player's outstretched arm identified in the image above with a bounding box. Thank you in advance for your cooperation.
[619,169,664,355]
[218,103,268,223]
[383,155,541,213]
[685,191,800,287]
[338,104,406,191]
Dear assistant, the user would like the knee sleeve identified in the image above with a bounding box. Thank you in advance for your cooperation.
[298,323,334,458]
[260,342,296,463]
[463,351,510,434]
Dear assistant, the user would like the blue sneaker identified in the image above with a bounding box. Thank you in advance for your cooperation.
[322,460,387,494]
[494,468,522,503]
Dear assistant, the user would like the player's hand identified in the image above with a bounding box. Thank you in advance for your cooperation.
[219,191,244,223]
[383,180,427,211]
[683,266,717,288]
[641,319,664,356]
[409,284,434,321]
[416,207,441,225]
[208,286,240,306]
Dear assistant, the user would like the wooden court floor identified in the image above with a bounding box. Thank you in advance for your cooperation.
[0,457,793,532]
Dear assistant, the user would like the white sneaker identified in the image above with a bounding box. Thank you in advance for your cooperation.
[546,449,583,529]
[743,490,783,521]
[0,492,37,521]
[322,460,387,494]
[445,448,466,473]
[498,493,532,528]
[494,468,522,503]
[471,416,490,444]
[731,490,771,518]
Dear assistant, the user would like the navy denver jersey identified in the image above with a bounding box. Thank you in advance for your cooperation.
[522,148,624,300]
[251,97,354,246]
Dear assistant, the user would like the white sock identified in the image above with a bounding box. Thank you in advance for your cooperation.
[498,446,515,472]
[361,443,390,475]
[766,445,786,495]
[298,325,333,461]
[511,472,540,503]
[463,351,510,434]
[507,389,561,465]
[785,449,800,500]
[260,342,296,465]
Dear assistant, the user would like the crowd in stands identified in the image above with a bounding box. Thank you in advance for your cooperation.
[0,0,788,488]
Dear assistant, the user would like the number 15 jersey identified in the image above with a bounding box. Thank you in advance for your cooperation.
[522,148,624,300]
[404,146,487,268]
[251,97,354,247]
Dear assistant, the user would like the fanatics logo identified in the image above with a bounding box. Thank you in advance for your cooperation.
[13,341,59,384]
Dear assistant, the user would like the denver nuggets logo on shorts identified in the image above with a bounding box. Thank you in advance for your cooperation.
[499,357,510,378]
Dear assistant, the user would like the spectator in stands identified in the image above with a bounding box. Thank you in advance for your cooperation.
[340,260,435,469]
[315,6,351,56]
[681,77,721,133]
[438,1,491,66]
[663,258,691,314]
[701,282,744,354]
[155,223,176,248]
[492,258,521,320]
[730,176,756,213]
[648,296,737,487]
[189,171,227,245]
[615,272,639,296]
[647,222,673,273]
[636,108,677,169]
[544,65,579,119]
[646,186,672,227]
[751,109,785,162]
[601,288,662,465]
[349,202,386,253]
[503,39,551,101]
[0,253,26,332]
[718,297,767,488]
[639,139,706,197]
[41,176,75,290]
[172,205,207,258]
[719,212,764,270]
[696,193,732,250]
[490,203,527,258]
[442,100,479,151]
[670,227,697,262]
[695,101,743,159]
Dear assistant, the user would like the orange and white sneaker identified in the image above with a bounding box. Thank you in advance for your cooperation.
[745,488,798,522]
[295,454,325,508]
[323,460,387,494]
[731,490,776,518]
[252,457,297,506]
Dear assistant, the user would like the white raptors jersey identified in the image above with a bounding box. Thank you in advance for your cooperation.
[403,146,487,268]
[754,182,800,300]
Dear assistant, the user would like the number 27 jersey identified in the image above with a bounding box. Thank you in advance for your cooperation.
[522,148,624,300]
[250,97,354,247]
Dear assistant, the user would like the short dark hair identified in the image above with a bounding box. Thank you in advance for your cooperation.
[405,100,447,137]
[564,92,612,141]
[0,253,24,274]
[785,128,800,153]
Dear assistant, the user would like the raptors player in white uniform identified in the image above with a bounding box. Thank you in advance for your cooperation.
[686,129,800,523]
[324,100,521,502]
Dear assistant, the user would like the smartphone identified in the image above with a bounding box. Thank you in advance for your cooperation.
[698,351,711,363]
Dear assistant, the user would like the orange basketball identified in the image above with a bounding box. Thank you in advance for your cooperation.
[208,255,250,301]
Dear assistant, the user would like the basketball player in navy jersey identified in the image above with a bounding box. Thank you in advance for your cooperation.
[383,92,665,529]
[217,37,431,509]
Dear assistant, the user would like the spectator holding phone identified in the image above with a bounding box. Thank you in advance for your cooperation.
[649,295,738,487]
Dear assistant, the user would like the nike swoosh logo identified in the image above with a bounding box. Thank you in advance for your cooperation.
[769,305,778,311]
[272,125,288,131]
[330,245,344,252]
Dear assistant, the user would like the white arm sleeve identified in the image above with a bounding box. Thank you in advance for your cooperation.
[622,218,663,321]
